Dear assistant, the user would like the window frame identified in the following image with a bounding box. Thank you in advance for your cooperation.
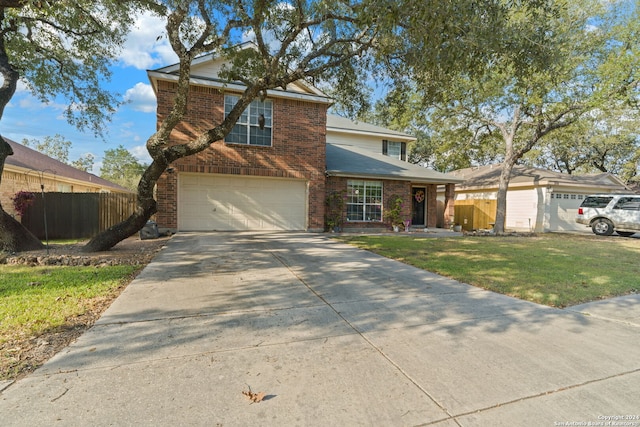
[580,196,614,208]
[346,180,383,222]
[224,94,273,147]
[613,197,640,211]
[386,141,402,160]
[382,140,407,161]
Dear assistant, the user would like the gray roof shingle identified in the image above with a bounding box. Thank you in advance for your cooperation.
[326,114,415,141]
[451,164,629,191]
[326,143,463,184]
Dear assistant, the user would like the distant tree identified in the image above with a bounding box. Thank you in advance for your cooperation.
[22,134,96,172]
[524,106,640,183]
[71,154,95,173]
[100,146,146,191]
[381,0,633,234]
[22,135,71,164]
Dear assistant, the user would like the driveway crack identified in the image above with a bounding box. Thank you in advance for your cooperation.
[268,249,455,420]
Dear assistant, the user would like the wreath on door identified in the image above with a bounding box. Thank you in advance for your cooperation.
[414,190,425,203]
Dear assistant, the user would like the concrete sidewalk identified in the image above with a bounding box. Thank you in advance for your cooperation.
[1,232,639,426]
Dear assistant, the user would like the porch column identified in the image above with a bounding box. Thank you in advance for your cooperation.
[444,183,455,228]
[427,184,438,228]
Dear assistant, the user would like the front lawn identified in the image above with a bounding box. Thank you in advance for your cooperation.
[336,233,640,308]
[0,264,141,379]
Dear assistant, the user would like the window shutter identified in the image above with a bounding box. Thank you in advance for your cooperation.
[382,140,388,155]
[401,142,407,161]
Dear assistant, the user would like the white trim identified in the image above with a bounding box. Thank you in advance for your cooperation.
[148,71,333,105]
[327,126,416,142]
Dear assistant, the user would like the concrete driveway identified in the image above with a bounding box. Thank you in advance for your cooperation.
[1,232,639,426]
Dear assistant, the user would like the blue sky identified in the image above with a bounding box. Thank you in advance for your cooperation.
[0,11,178,173]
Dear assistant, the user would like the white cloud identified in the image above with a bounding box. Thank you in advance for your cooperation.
[16,79,31,94]
[94,160,103,174]
[118,11,178,69]
[123,82,156,113]
[131,144,152,164]
[18,97,39,109]
[13,91,68,115]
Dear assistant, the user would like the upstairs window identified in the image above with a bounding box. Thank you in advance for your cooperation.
[224,95,272,146]
[382,140,406,161]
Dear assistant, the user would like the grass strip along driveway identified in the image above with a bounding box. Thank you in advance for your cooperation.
[336,233,640,308]
[0,264,141,380]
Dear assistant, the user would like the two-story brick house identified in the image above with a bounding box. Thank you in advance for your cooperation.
[150,52,462,233]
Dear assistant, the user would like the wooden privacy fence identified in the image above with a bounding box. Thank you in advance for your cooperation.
[22,192,137,240]
[454,199,497,231]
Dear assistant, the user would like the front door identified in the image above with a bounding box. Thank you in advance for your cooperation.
[412,187,426,226]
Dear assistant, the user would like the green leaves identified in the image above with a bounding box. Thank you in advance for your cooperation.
[1,0,156,136]
[100,145,146,191]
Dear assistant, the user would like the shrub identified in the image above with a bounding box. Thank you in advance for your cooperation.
[385,194,404,227]
[11,191,36,216]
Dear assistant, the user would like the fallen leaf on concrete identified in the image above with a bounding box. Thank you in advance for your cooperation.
[242,389,266,403]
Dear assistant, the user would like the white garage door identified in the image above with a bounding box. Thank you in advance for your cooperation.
[549,193,584,231]
[178,174,307,231]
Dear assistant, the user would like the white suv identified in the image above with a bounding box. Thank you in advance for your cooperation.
[576,194,640,237]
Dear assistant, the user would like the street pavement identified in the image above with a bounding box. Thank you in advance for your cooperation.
[1,232,638,426]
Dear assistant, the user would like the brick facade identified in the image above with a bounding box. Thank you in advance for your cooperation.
[326,176,416,231]
[154,81,327,231]
[426,184,438,228]
[325,177,448,231]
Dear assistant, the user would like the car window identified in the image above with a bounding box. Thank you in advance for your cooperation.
[580,196,613,208]
[613,197,640,211]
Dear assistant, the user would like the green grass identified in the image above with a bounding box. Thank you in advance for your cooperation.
[0,265,141,344]
[336,233,640,307]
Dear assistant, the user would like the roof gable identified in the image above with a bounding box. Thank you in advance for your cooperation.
[149,42,329,102]
[452,164,630,191]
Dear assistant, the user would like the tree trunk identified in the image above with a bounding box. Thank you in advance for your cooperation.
[82,160,165,252]
[81,205,155,253]
[0,136,44,252]
[493,161,516,234]
[0,209,44,252]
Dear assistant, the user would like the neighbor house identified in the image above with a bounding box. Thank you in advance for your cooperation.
[149,47,463,233]
[0,138,131,218]
[448,164,632,232]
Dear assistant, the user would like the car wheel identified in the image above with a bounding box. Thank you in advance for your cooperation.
[616,231,635,237]
[592,218,614,236]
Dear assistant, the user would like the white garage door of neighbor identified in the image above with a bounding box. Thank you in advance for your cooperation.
[549,193,584,232]
[178,174,307,231]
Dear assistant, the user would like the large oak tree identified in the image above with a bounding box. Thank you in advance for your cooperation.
[0,0,162,253]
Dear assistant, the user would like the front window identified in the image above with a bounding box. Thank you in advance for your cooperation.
[347,180,382,222]
[224,95,272,146]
